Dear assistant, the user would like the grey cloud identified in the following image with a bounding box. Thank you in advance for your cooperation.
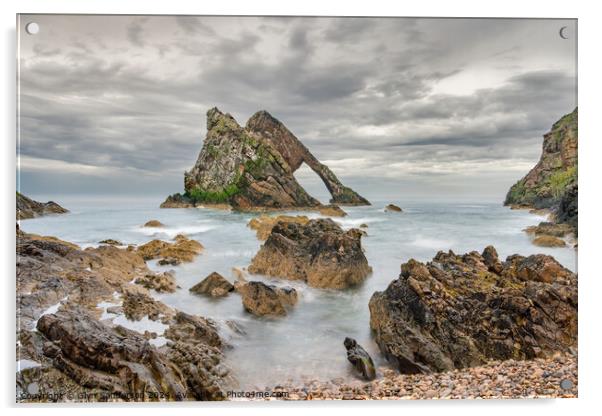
[17,16,577,200]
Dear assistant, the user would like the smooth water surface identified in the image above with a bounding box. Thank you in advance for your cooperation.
[21,195,577,388]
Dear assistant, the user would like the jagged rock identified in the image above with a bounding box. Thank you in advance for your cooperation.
[36,306,229,401]
[189,272,235,297]
[369,247,577,374]
[246,110,369,206]
[385,204,402,212]
[135,271,177,293]
[238,281,297,317]
[99,239,123,246]
[17,229,232,401]
[505,108,577,234]
[318,205,347,217]
[344,337,376,381]
[17,230,150,329]
[163,108,369,210]
[137,236,203,263]
[249,218,372,289]
[17,192,68,220]
[247,215,310,240]
[532,235,566,247]
[482,245,503,274]
[143,220,164,227]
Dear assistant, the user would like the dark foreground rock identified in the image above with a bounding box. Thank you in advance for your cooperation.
[162,107,369,211]
[17,192,68,220]
[17,228,233,402]
[238,281,297,317]
[35,306,230,401]
[344,337,376,381]
[249,218,372,289]
[369,246,577,374]
[190,272,235,297]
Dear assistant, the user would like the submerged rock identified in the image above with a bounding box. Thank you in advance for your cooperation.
[247,215,310,240]
[99,239,123,246]
[344,337,376,381]
[369,247,577,374]
[137,236,203,263]
[318,205,347,217]
[249,218,372,289]
[238,281,297,317]
[162,107,369,211]
[143,220,165,227]
[190,272,235,298]
[532,235,567,247]
[384,204,402,212]
[135,271,177,293]
[17,192,68,220]
[524,221,573,237]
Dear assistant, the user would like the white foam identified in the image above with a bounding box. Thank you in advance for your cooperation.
[97,300,121,320]
[31,296,68,330]
[135,223,215,239]
[208,249,256,258]
[411,236,456,250]
[334,217,386,229]
[112,314,169,335]
[149,336,168,347]
[16,359,42,372]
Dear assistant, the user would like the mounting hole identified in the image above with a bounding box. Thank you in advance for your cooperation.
[560,379,574,390]
[25,22,40,35]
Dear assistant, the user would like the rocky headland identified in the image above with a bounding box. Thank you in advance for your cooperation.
[505,108,578,239]
[162,108,369,211]
[17,192,68,220]
[249,218,372,289]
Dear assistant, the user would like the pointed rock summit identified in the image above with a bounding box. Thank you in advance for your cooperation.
[162,108,369,210]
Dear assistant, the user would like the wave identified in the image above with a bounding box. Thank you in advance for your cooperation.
[334,217,386,229]
[410,236,456,250]
[112,314,169,335]
[134,223,216,239]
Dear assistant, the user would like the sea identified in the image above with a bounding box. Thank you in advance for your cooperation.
[19,194,577,389]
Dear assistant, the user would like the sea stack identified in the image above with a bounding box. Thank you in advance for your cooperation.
[162,108,369,210]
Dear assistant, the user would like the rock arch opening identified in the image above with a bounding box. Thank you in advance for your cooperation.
[293,162,332,204]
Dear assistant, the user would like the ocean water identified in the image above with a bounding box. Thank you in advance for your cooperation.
[19,195,577,388]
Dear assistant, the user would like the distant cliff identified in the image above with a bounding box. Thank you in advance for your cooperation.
[162,108,369,210]
[16,192,68,220]
[505,108,577,230]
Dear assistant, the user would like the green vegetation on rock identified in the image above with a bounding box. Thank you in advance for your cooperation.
[185,183,240,204]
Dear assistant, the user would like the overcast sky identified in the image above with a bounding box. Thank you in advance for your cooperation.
[17,15,577,202]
